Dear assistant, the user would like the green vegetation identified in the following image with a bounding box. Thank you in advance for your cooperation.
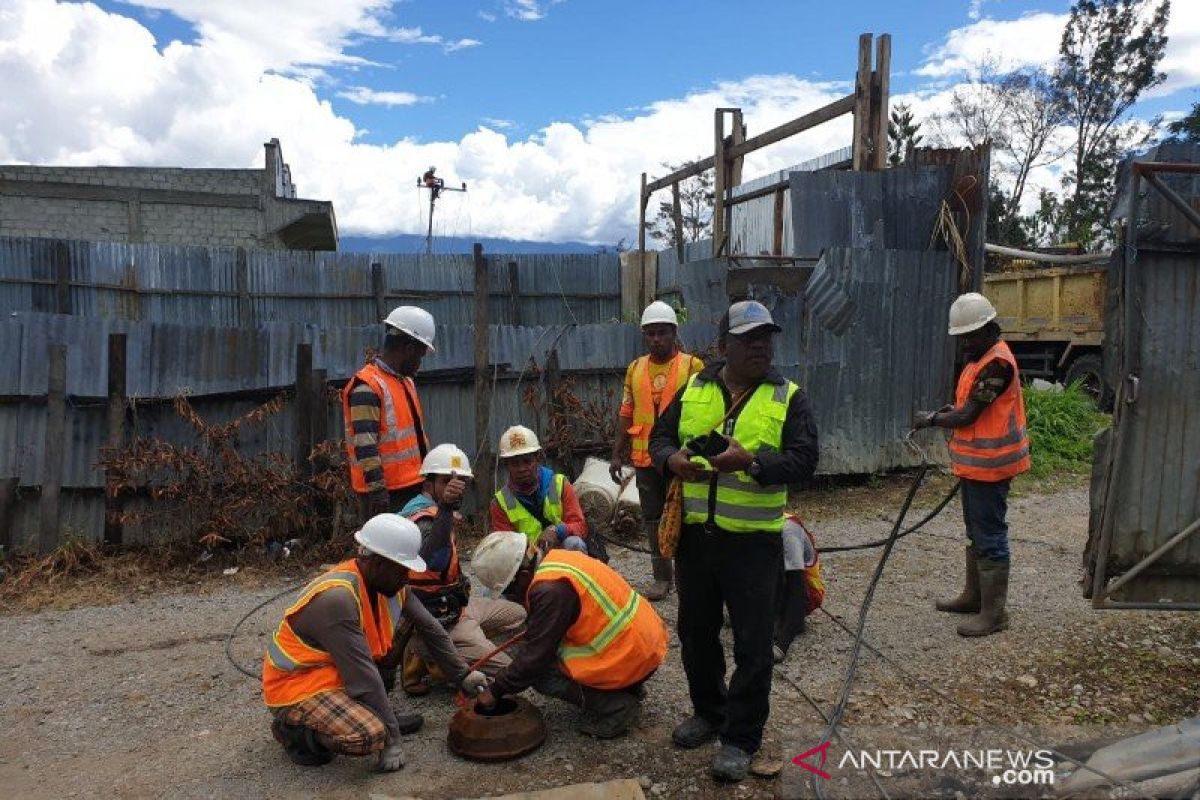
[1024,382,1110,478]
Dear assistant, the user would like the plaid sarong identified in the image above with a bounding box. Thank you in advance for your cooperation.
[276,691,387,756]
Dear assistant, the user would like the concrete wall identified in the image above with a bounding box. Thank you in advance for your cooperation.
[0,140,336,250]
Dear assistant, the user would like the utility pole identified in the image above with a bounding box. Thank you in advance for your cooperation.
[417,166,467,255]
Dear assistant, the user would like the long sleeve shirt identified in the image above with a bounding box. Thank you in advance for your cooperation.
[345,358,404,503]
[400,492,455,573]
[489,466,588,540]
[289,586,468,742]
[491,579,579,697]
[648,360,819,488]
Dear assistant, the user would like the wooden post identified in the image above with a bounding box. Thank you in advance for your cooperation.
[542,347,564,474]
[39,344,67,554]
[103,333,127,548]
[294,343,314,473]
[310,369,329,445]
[235,246,253,328]
[851,33,873,171]
[671,182,685,264]
[371,262,387,322]
[53,240,72,315]
[871,34,892,170]
[637,172,648,262]
[508,260,522,326]
[773,187,786,256]
[472,243,494,508]
[0,477,17,554]
[729,110,746,187]
[713,110,727,257]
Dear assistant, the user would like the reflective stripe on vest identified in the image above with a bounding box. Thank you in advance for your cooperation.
[677,376,797,533]
[948,341,1032,481]
[340,363,429,493]
[261,559,404,708]
[627,352,689,468]
[494,474,565,546]
[405,505,463,594]
[530,550,668,690]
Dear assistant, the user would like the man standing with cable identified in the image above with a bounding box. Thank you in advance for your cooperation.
[610,300,704,600]
[342,306,436,520]
[913,292,1030,637]
[649,300,819,782]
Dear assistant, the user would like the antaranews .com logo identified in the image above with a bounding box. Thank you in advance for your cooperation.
[794,742,1056,788]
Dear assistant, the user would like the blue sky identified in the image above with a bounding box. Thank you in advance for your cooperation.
[3,0,1198,243]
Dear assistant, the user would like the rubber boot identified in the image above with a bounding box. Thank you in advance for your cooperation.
[936,546,981,613]
[639,520,673,601]
[957,559,1009,637]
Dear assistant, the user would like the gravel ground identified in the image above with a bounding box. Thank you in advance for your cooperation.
[1,480,1197,800]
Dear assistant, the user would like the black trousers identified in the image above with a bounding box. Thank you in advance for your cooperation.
[675,523,782,753]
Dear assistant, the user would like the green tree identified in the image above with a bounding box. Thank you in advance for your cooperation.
[887,103,923,166]
[1166,102,1200,142]
[1052,0,1170,247]
[645,160,713,247]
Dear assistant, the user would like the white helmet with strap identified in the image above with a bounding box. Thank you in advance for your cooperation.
[947,293,998,336]
[472,531,529,593]
[640,300,678,328]
[355,514,426,571]
[498,425,541,458]
[383,305,436,352]
[420,443,473,478]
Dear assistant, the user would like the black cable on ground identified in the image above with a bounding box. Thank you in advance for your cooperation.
[225,580,306,679]
[819,480,959,554]
[813,464,928,800]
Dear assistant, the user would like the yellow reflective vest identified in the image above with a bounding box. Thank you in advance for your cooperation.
[677,375,797,533]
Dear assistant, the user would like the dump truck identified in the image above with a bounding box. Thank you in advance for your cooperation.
[983,264,1112,407]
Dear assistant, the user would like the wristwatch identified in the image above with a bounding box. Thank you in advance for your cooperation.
[747,458,763,478]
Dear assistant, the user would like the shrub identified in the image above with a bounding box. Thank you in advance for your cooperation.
[1023,382,1110,478]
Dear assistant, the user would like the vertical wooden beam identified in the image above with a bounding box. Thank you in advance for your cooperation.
[294,343,314,473]
[472,243,494,508]
[637,172,648,261]
[371,262,387,322]
[104,333,127,548]
[713,110,727,256]
[542,347,564,473]
[53,240,72,315]
[235,246,252,328]
[39,344,67,555]
[507,260,522,326]
[671,182,685,264]
[729,111,746,187]
[310,369,329,445]
[851,33,873,171]
[0,477,18,555]
[773,188,786,256]
[872,34,892,170]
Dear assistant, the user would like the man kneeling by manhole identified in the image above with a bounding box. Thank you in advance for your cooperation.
[472,531,669,738]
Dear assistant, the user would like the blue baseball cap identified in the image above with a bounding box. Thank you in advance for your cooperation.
[724,300,782,336]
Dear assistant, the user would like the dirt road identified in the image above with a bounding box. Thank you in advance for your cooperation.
[1,481,1196,799]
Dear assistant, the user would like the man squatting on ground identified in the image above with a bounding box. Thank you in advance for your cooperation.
[262,515,487,771]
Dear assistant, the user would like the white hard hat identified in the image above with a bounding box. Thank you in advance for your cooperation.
[354,514,426,571]
[947,293,998,336]
[472,531,528,592]
[383,306,436,352]
[640,300,678,328]
[498,425,540,458]
[420,443,473,478]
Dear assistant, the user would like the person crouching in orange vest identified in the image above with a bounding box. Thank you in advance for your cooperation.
[341,306,436,521]
[609,301,704,600]
[913,292,1031,638]
[262,515,487,771]
[470,531,669,739]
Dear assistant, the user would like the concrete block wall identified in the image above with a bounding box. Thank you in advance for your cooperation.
[138,203,262,248]
[0,194,130,241]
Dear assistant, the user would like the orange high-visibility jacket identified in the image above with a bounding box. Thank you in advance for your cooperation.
[529,550,668,690]
[405,505,463,596]
[626,352,693,467]
[948,340,1031,482]
[262,559,405,708]
[341,362,429,493]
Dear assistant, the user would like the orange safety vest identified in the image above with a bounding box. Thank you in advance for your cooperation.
[262,559,405,708]
[626,352,692,467]
[341,362,429,493]
[405,505,463,597]
[949,340,1031,482]
[529,550,668,690]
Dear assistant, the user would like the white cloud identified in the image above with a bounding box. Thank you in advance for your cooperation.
[1152,1,1200,97]
[338,87,431,107]
[478,10,497,22]
[917,12,1065,77]
[481,117,516,130]
[385,26,481,53]
[504,0,561,22]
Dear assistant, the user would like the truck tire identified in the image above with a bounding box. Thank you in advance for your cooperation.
[1064,354,1113,410]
